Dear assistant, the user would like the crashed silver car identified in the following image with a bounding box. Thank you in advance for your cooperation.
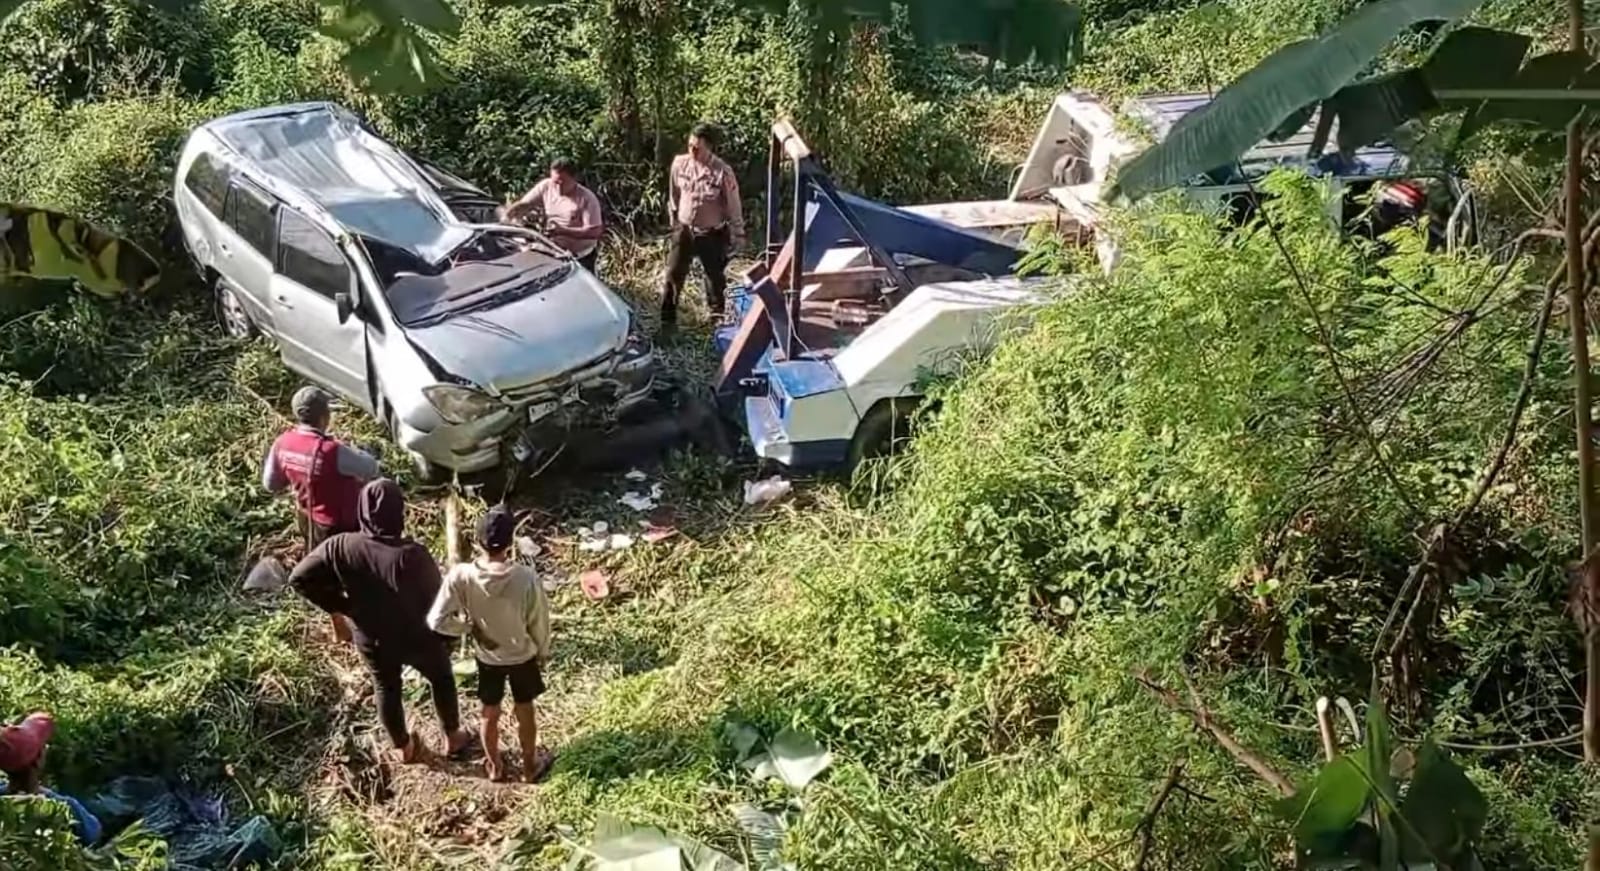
[173,103,657,479]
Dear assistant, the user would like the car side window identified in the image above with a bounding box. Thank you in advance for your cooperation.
[276,209,351,299]
[183,153,229,216]
[225,181,277,259]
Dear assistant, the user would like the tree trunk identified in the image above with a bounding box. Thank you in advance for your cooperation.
[1567,0,1599,769]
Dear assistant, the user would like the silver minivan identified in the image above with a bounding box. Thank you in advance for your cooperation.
[173,103,657,480]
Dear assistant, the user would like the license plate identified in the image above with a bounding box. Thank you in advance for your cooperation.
[528,400,558,423]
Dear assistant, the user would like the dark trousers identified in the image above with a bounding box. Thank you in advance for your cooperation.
[577,249,598,274]
[660,225,730,323]
[361,637,460,748]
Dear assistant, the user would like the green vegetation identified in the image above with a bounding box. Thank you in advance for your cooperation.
[1,0,1593,868]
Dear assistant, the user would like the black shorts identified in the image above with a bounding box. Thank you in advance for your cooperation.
[476,659,545,706]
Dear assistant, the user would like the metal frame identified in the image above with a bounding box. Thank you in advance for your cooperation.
[765,121,913,356]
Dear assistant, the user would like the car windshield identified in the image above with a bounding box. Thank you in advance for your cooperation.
[381,246,575,329]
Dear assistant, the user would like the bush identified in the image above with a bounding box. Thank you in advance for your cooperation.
[0,80,210,256]
[513,176,1584,868]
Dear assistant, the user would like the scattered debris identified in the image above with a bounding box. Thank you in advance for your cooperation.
[578,570,611,600]
[87,776,282,869]
[743,476,792,506]
[624,469,649,482]
[577,526,636,553]
[638,522,678,544]
[516,535,541,559]
[618,491,657,512]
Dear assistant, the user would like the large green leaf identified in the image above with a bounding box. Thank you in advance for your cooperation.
[1273,755,1373,860]
[1110,0,1488,200]
[337,21,451,93]
[1397,741,1487,865]
[1448,50,1600,141]
[0,204,160,299]
[320,0,460,35]
[1361,681,1402,870]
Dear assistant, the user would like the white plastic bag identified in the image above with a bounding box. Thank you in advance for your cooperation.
[743,476,792,506]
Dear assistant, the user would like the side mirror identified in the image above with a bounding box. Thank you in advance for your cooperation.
[335,292,354,324]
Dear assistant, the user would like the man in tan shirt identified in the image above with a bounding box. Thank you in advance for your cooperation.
[660,123,743,326]
[502,157,605,273]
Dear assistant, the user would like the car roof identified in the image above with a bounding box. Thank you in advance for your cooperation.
[1125,92,1410,183]
[199,103,474,263]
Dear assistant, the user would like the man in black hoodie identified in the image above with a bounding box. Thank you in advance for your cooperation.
[289,478,475,763]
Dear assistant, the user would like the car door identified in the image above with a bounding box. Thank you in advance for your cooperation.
[271,208,371,410]
[216,177,278,329]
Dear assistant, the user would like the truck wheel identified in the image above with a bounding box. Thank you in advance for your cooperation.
[846,397,920,471]
[215,278,257,339]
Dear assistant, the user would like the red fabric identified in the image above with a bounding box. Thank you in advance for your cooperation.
[272,428,362,530]
[1381,181,1424,210]
[0,713,54,772]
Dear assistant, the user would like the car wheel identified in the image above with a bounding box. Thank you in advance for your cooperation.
[215,279,257,340]
[386,403,450,486]
[846,397,921,472]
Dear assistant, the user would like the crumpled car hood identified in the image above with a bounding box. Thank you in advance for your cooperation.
[402,270,629,393]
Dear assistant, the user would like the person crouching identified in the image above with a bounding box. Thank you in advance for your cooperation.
[0,712,102,845]
[428,505,552,782]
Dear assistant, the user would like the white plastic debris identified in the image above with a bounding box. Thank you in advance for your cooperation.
[578,537,609,553]
[625,469,650,482]
[591,521,609,535]
[743,476,793,506]
[516,535,541,559]
[608,533,635,551]
[618,492,657,512]
[649,482,664,500]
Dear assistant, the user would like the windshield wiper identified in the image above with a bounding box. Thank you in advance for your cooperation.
[405,263,575,328]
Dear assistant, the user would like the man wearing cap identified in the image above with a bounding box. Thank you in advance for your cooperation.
[660,122,744,328]
[0,712,102,845]
[290,479,476,765]
[427,505,551,782]
[264,387,379,642]
[502,157,605,274]
[263,386,380,549]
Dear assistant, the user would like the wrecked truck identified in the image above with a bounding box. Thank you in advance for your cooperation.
[174,103,659,482]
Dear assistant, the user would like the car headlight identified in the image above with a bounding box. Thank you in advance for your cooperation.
[422,384,502,424]
[623,312,651,355]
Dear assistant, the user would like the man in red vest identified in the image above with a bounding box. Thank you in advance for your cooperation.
[263,386,379,641]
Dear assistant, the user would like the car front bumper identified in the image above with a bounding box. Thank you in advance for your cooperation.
[400,339,660,474]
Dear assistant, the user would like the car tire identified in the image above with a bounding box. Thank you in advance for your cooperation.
[846,397,921,472]
[386,402,450,486]
[215,278,258,340]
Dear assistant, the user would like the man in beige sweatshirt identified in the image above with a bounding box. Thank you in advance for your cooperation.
[427,506,552,782]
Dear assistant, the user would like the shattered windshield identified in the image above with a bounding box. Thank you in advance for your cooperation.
[382,247,575,329]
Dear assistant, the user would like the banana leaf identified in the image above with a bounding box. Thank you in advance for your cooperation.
[0,204,161,299]
[1110,0,1488,200]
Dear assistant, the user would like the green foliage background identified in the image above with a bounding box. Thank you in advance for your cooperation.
[0,0,1592,868]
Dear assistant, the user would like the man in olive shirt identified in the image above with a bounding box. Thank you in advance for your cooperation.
[660,122,744,327]
[503,157,605,273]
